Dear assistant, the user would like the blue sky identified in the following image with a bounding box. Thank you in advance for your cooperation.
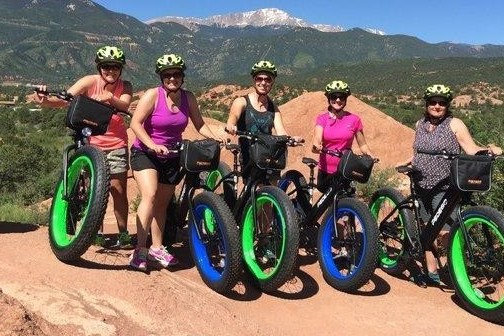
[93,0,504,45]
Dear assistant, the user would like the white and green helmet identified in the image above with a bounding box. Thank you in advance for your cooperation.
[324,80,351,97]
[250,60,277,77]
[155,54,186,74]
[423,84,453,101]
[95,46,125,66]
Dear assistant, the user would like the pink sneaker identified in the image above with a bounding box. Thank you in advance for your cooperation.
[148,246,179,267]
[129,247,148,271]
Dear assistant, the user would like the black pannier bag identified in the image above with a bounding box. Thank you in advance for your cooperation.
[65,95,115,135]
[180,139,221,172]
[336,150,374,183]
[450,154,493,192]
[249,134,288,170]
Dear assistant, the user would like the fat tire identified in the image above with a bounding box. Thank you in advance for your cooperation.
[448,206,504,324]
[369,187,415,276]
[49,146,110,261]
[318,198,379,292]
[242,185,299,292]
[188,191,242,293]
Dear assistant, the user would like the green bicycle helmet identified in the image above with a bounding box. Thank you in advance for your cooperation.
[423,84,453,101]
[324,80,351,97]
[250,60,277,77]
[155,54,186,74]
[95,46,126,66]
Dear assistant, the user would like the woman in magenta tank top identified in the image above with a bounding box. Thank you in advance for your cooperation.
[129,53,223,272]
[311,80,374,192]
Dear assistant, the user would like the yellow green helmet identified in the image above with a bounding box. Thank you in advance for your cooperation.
[423,84,453,101]
[324,80,351,97]
[155,54,186,74]
[95,46,125,65]
[250,60,277,77]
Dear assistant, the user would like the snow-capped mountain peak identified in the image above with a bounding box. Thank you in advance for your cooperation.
[146,8,382,34]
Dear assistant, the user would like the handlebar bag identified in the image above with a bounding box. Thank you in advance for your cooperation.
[180,139,221,172]
[65,95,114,135]
[250,134,287,170]
[450,154,493,192]
[337,150,374,183]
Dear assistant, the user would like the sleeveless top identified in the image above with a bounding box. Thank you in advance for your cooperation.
[132,86,189,156]
[86,75,128,150]
[237,95,275,165]
[412,116,460,189]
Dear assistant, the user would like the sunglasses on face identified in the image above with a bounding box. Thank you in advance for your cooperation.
[254,75,273,84]
[100,64,122,71]
[161,71,184,80]
[428,100,448,107]
[329,94,347,101]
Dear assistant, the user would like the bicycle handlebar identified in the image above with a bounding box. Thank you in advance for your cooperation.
[417,149,500,160]
[320,147,380,163]
[224,127,304,146]
[33,87,132,117]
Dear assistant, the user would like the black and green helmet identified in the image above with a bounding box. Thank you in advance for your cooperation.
[324,80,351,97]
[155,54,186,74]
[95,46,126,66]
[250,60,277,77]
[423,84,453,101]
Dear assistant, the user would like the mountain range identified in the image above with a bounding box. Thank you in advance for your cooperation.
[1,0,504,89]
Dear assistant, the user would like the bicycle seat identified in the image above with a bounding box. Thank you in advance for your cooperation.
[396,165,421,175]
[302,157,318,168]
[225,143,241,153]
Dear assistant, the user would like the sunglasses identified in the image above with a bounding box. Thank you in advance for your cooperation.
[329,94,347,101]
[161,71,184,80]
[254,75,273,84]
[100,64,122,71]
[428,100,448,107]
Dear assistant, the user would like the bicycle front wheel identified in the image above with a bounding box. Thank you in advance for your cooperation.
[448,206,504,324]
[242,185,299,292]
[189,191,241,294]
[49,146,110,261]
[204,161,236,208]
[318,198,379,292]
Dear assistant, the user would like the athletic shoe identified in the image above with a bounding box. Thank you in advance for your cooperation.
[112,231,133,249]
[94,233,106,247]
[148,246,179,267]
[129,248,148,272]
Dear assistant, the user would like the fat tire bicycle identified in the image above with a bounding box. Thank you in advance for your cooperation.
[369,150,504,324]
[158,141,242,294]
[208,130,301,292]
[36,90,128,261]
[278,148,379,292]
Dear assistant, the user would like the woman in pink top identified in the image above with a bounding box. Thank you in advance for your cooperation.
[35,46,133,248]
[311,80,373,192]
[128,53,223,272]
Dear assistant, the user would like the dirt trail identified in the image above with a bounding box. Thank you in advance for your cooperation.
[1,223,503,336]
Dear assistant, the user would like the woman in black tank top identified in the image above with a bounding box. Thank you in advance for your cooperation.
[226,60,301,168]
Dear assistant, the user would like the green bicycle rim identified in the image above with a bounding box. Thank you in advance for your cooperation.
[450,216,504,310]
[242,194,286,280]
[370,195,405,268]
[50,155,95,247]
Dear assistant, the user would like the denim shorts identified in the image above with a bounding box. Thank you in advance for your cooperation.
[130,147,183,185]
[104,147,129,175]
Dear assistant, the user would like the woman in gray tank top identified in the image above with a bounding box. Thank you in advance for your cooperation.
[399,84,502,285]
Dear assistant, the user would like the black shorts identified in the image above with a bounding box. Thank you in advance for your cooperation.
[130,147,183,185]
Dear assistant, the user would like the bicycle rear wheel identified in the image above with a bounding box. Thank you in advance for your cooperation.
[242,185,299,292]
[49,146,110,261]
[369,187,415,275]
[189,191,241,293]
[318,198,379,292]
[448,206,504,324]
